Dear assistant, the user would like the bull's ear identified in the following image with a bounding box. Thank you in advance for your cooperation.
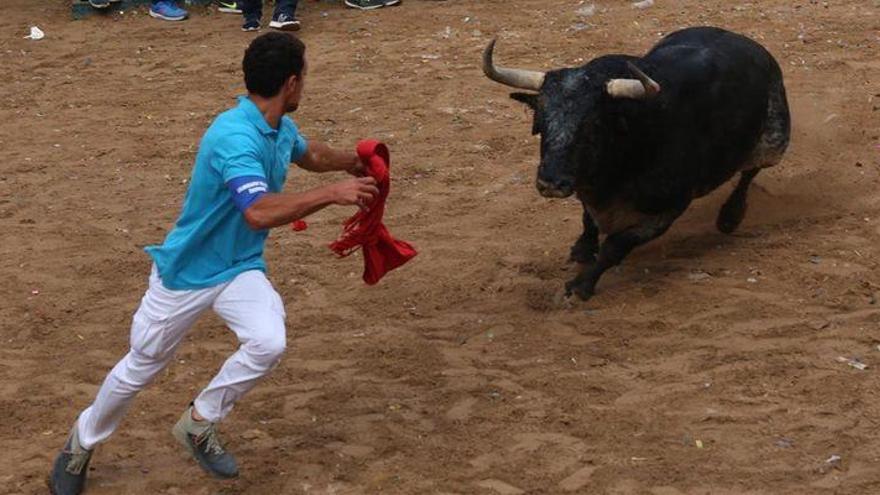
[510,92,538,109]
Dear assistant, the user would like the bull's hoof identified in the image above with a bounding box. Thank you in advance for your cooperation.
[716,198,747,234]
[716,218,740,234]
[564,279,595,301]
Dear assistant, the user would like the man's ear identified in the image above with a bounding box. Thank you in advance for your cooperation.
[286,74,300,92]
[510,92,538,109]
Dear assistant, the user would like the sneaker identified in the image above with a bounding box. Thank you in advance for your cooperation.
[88,0,110,8]
[172,406,239,479]
[48,424,93,495]
[344,0,386,10]
[383,0,402,5]
[216,0,242,14]
[242,18,262,31]
[269,12,301,31]
[149,1,188,21]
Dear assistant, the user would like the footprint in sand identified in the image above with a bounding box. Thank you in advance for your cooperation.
[446,397,478,421]
[476,479,525,495]
[509,432,586,454]
[325,441,374,458]
[558,465,597,492]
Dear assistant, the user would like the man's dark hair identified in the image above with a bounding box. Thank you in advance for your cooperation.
[243,32,306,98]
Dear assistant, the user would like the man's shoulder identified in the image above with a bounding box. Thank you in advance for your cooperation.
[204,109,261,148]
[211,105,257,133]
[280,115,303,137]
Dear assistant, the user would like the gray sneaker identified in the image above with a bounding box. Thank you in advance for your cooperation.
[269,12,301,31]
[344,0,385,10]
[172,406,239,479]
[48,424,93,495]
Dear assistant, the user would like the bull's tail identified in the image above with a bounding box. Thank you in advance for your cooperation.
[764,75,791,159]
[744,74,791,172]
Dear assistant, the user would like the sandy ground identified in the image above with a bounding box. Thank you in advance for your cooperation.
[2,0,880,493]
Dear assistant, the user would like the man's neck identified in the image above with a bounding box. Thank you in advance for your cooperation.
[248,93,284,129]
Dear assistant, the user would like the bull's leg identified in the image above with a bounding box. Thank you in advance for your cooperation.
[565,209,683,301]
[716,168,759,234]
[569,205,599,264]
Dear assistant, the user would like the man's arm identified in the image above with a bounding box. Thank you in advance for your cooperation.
[295,140,363,175]
[241,177,378,231]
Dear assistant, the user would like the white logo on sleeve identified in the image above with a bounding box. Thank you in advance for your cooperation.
[236,181,268,194]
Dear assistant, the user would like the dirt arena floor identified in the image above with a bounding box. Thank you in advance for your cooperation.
[2,0,880,493]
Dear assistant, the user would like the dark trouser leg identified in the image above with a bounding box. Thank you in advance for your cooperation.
[273,0,299,14]
[569,205,600,264]
[566,208,684,300]
[717,169,759,234]
[242,0,262,19]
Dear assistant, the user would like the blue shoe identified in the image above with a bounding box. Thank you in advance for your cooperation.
[149,1,188,21]
[172,406,239,479]
[242,10,261,32]
[242,18,261,31]
[48,425,93,495]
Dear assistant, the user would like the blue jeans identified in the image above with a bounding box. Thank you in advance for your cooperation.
[242,0,299,19]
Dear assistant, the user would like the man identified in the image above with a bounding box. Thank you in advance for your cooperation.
[49,32,378,495]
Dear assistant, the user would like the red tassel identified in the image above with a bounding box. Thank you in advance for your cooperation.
[329,140,417,285]
[291,220,308,231]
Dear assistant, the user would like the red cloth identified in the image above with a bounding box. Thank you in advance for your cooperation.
[329,140,417,285]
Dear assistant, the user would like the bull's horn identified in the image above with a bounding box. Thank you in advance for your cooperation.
[482,39,546,91]
[606,79,649,98]
[606,62,661,99]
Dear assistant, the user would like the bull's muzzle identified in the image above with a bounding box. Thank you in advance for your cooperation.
[536,177,575,198]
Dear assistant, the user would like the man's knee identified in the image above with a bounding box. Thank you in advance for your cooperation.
[111,349,172,392]
[246,331,286,368]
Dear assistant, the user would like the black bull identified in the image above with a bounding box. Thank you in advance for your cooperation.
[483,26,791,300]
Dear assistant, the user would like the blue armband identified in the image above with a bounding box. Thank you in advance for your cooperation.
[226,175,268,213]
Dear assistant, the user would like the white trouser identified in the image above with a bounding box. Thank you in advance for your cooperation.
[76,265,287,450]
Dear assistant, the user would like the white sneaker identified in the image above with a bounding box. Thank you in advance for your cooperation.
[269,12,301,31]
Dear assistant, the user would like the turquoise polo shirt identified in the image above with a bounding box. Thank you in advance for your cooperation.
[145,96,308,290]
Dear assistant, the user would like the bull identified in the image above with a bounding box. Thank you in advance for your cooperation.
[482,26,791,300]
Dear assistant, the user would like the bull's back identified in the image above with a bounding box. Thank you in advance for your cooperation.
[640,27,783,196]
[649,27,782,82]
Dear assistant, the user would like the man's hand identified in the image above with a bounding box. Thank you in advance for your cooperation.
[329,177,379,210]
